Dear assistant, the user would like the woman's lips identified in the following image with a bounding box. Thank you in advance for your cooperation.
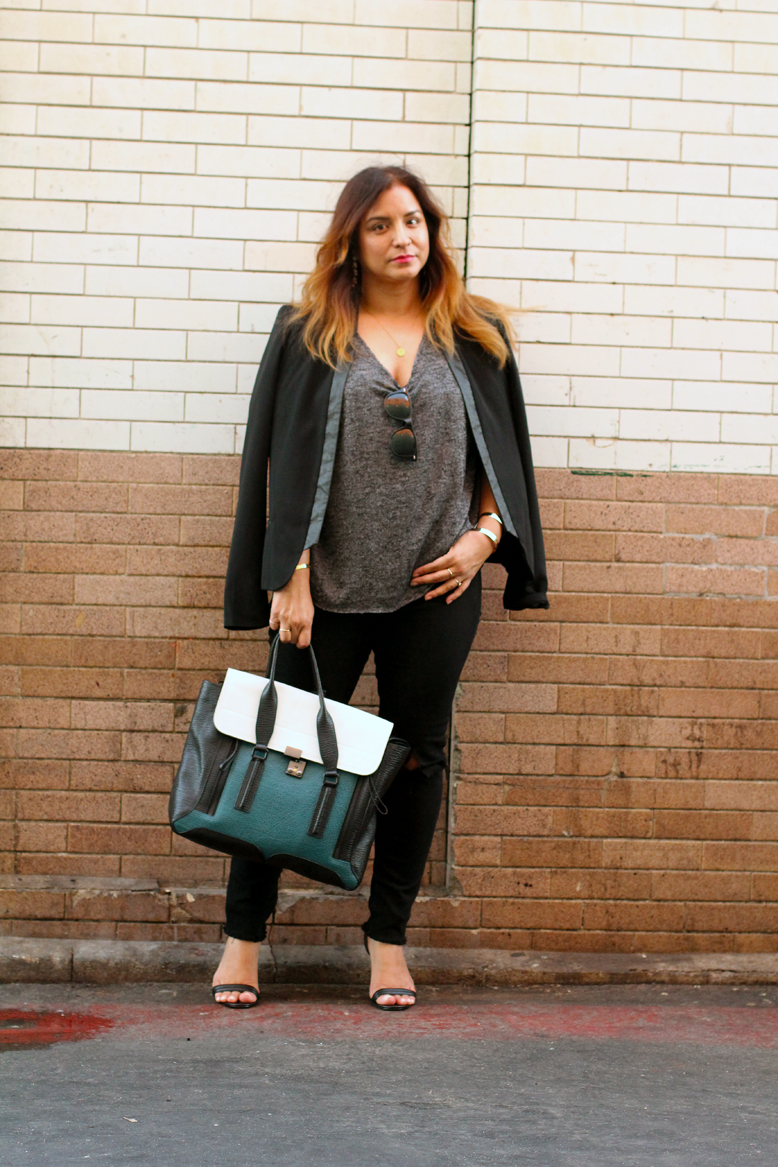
[392,255,415,264]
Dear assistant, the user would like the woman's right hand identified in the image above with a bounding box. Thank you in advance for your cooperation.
[268,567,314,648]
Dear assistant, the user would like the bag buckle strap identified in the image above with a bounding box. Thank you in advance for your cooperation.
[307,769,340,838]
[234,744,268,813]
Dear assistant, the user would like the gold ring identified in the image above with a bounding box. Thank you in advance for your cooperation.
[447,567,455,578]
[451,577,461,588]
[279,627,291,633]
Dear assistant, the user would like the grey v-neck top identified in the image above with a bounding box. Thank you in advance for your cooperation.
[309,333,478,613]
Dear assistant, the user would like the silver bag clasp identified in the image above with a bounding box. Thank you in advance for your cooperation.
[284,746,306,778]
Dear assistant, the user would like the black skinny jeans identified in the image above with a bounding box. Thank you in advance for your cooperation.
[225,573,481,946]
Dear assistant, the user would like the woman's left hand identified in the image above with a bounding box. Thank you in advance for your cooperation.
[411,529,495,603]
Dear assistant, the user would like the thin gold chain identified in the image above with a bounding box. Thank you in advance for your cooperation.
[362,308,420,358]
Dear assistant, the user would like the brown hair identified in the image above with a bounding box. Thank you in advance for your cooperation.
[288,165,516,368]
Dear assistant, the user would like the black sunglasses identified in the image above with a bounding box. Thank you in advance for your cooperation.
[384,388,417,461]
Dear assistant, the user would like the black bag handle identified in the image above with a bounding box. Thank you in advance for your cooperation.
[260,635,338,774]
[234,636,338,812]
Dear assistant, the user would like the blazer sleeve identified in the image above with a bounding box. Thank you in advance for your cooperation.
[498,339,549,610]
[223,306,290,630]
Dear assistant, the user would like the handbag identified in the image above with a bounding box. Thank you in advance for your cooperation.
[168,637,410,891]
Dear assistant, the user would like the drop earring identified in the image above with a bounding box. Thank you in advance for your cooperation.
[352,254,359,287]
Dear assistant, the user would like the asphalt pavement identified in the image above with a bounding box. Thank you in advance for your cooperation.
[1,980,777,1166]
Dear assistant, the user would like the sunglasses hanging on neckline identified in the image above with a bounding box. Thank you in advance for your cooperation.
[383,387,417,461]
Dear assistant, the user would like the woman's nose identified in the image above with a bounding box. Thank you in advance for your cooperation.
[392,221,411,246]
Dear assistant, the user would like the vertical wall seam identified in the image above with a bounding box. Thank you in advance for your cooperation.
[446,1,478,894]
[463,0,477,284]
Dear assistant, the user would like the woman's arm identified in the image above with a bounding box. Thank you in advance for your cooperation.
[410,475,503,604]
[223,306,291,631]
[268,547,314,647]
[476,476,503,544]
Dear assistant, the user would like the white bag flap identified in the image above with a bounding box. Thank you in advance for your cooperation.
[213,668,394,776]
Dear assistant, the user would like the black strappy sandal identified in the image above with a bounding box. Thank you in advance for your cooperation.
[211,984,260,1009]
[370,986,417,1011]
[364,935,416,1011]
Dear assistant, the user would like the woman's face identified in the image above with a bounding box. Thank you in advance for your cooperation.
[357,184,430,287]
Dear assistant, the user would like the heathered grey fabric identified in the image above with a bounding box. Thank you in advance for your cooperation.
[309,333,478,613]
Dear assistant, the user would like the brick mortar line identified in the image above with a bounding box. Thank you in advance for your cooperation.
[4,465,778,923]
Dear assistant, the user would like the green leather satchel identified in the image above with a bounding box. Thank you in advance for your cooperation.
[169,638,410,891]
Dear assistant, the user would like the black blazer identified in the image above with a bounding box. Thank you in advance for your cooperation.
[224,306,548,630]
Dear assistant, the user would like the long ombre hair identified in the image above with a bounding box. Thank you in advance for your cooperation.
[288,165,516,368]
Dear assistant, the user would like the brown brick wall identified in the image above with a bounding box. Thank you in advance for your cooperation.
[2,451,778,951]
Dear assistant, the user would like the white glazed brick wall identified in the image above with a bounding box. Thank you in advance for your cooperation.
[469,0,778,473]
[0,1,777,473]
[0,0,473,453]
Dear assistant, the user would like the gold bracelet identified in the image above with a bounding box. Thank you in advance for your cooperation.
[476,526,499,546]
[479,511,503,526]
[295,563,309,571]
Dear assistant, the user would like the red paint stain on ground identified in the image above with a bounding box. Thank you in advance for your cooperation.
[78,1001,778,1048]
[0,1009,113,1050]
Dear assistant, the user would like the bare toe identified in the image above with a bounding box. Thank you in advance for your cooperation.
[375,991,414,1008]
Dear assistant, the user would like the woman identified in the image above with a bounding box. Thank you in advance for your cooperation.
[212,165,548,1010]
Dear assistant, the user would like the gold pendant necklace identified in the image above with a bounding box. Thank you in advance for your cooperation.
[364,308,418,358]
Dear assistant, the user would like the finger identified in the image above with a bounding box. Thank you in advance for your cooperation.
[411,554,454,579]
[411,569,438,585]
[412,567,453,585]
[425,570,468,590]
[290,618,309,646]
[413,563,455,579]
[417,564,466,583]
[412,561,463,585]
[425,575,465,601]
[414,551,452,570]
[413,536,481,579]
[446,577,471,604]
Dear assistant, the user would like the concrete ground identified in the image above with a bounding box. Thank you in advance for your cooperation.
[1,981,777,1166]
